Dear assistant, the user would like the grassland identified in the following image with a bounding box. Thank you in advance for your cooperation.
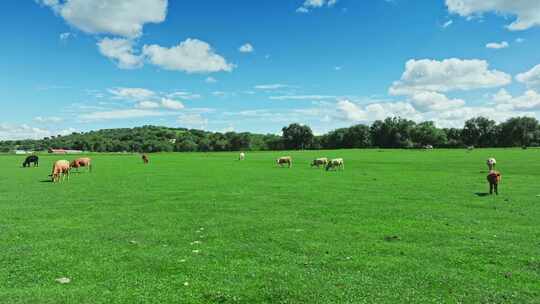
[1,149,539,303]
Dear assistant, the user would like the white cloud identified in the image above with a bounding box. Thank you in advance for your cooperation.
[409,91,465,112]
[97,38,143,69]
[486,41,509,49]
[177,113,208,128]
[33,116,64,123]
[166,91,201,100]
[160,98,184,110]
[297,0,338,13]
[135,101,160,109]
[38,0,168,38]
[446,0,540,31]
[109,87,156,101]
[442,20,454,28]
[254,84,291,90]
[390,58,511,95]
[492,89,540,110]
[239,43,254,53]
[142,39,234,73]
[205,77,217,83]
[0,123,66,140]
[516,64,540,90]
[336,99,421,123]
[59,32,74,41]
[269,95,338,100]
[79,109,168,121]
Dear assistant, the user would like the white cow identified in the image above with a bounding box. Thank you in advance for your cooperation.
[326,158,344,171]
[487,158,497,171]
[239,152,245,161]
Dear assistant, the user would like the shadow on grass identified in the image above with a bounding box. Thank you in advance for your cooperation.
[475,192,490,197]
[40,180,53,183]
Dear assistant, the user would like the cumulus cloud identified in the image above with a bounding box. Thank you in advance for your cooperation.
[516,64,540,90]
[142,39,234,73]
[446,0,540,31]
[109,87,156,101]
[390,58,511,95]
[79,109,169,121]
[135,101,160,109]
[33,116,64,123]
[297,0,338,13]
[239,43,254,53]
[409,91,465,112]
[37,0,168,38]
[160,98,184,110]
[0,123,74,140]
[336,99,421,123]
[97,38,143,69]
[486,41,509,49]
[492,89,540,110]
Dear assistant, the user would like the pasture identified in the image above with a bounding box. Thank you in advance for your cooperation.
[1,149,539,303]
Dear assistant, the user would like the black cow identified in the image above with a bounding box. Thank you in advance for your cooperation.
[22,155,39,168]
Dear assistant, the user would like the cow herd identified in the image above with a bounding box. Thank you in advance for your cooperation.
[21,152,501,194]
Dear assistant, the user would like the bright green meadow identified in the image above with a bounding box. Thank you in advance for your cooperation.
[1,149,539,303]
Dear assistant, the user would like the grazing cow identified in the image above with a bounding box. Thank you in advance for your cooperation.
[142,154,149,164]
[22,155,39,168]
[50,160,70,183]
[467,146,475,152]
[276,156,292,168]
[239,152,246,161]
[326,158,345,171]
[311,157,329,168]
[70,157,92,172]
[424,145,434,150]
[487,158,497,171]
[326,158,344,171]
[487,170,502,195]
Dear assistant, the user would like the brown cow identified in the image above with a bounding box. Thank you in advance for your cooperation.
[50,160,70,183]
[142,154,149,164]
[70,157,92,172]
[276,156,292,168]
[487,170,502,195]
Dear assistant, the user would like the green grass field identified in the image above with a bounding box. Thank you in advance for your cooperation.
[1,149,539,303]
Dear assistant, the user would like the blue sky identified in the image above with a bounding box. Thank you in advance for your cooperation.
[1,0,540,139]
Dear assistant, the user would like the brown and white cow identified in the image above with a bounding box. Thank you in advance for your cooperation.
[70,157,92,172]
[276,156,292,168]
[326,158,345,171]
[50,160,70,183]
[311,157,329,168]
[487,170,502,195]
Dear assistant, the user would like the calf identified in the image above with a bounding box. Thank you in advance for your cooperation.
[70,157,92,172]
[326,158,345,171]
[50,160,70,183]
[22,155,39,167]
[487,170,501,195]
[276,156,292,168]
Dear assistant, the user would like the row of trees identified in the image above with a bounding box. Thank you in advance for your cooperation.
[1,116,539,153]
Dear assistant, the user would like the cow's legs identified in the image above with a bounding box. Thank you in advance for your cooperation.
[494,184,498,195]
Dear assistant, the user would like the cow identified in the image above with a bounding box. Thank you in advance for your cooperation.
[326,158,345,171]
[487,158,497,171]
[311,157,329,168]
[467,146,475,152]
[487,170,502,195]
[239,152,246,161]
[50,160,70,183]
[276,156,292,168]
[22,155,39,168]
[142,154,149,164]
[424,145,434,150]
[70,157,92,172]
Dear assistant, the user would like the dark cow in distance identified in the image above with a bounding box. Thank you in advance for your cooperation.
[142,154,149,164]
[22,155,39,168]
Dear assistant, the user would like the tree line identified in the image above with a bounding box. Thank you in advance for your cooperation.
[1,116,539,153]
